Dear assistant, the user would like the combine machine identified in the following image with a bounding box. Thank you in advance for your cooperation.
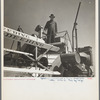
[4,1,93,77]
[4,26,61,77]
[3,26,93,77]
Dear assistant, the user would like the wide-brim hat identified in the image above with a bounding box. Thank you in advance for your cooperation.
[49,14,55,18]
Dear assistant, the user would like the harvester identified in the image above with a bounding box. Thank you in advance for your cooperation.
[4,2,93,77]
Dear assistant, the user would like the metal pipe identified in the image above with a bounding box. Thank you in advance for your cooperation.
[72,2,81,51]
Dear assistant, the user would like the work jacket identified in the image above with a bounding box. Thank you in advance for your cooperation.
[44,20,57,36]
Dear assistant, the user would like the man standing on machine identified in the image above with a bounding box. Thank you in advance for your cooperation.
[44,14,57,43]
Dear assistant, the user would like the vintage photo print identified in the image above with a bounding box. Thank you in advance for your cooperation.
[3,0,97,77]
[1,0,99,100]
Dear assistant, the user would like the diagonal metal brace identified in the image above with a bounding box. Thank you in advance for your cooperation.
[26,55,50,71]
[36,45,54,61]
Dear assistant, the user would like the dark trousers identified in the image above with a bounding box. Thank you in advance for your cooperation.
[47,34,55,43]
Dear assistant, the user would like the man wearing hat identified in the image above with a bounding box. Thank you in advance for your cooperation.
[44,14,57,43]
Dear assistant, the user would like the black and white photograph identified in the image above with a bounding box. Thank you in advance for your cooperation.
[1,0,99,100]
[3,0,96,77]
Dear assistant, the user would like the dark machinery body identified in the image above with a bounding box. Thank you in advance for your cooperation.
[60,46,93,77]
[4,44,48,68]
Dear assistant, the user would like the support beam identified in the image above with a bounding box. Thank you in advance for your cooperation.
[4,67,61,75]
[4,48,33,56]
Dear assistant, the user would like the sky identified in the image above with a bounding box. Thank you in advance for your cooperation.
[4,0,95,65]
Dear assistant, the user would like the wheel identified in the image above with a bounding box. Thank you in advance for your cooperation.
[39,57,48,68]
